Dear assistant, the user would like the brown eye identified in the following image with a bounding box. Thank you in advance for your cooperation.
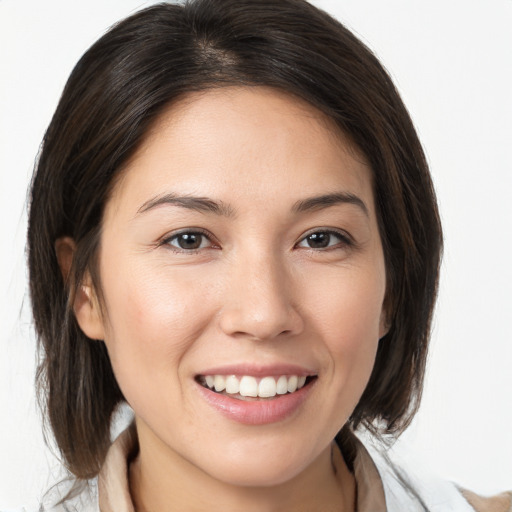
[305,232,330,248]
[297,230,349,249]
[167,232,211,251]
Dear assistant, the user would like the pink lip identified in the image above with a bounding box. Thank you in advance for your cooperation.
[197,363,315,378]
[196,377,316,426]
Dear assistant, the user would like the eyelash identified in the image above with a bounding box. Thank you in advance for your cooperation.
[160,228,353,254]
[296,229,353,251]
[161,228,217,254]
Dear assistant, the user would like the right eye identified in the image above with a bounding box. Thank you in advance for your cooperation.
[164,231,213,252]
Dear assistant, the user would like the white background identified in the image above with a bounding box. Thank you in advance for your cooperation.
[1,0,511,508]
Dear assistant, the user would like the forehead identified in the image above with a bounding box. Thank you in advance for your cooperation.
[108,86,374,217]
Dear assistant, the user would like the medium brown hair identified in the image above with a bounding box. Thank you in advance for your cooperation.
[28,0,442,479]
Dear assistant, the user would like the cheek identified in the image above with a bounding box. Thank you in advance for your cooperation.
[303,264,385,386]
[98,258,216,392]
[307,265,385,337]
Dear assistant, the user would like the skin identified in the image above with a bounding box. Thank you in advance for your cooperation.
[64,87,388,511]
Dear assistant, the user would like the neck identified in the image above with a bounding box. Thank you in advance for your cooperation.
[129,424,355,512]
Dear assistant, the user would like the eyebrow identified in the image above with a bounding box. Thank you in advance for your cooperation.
[293,192,369,217]
[137,193,235,217]
[136,191,368,218]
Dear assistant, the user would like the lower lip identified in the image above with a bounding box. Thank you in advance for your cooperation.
[197,381,314,425]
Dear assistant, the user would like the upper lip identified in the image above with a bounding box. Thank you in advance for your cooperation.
[196,363,317,377]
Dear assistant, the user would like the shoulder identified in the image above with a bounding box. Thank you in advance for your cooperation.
[347,429,511,512]
[460,489,512,512]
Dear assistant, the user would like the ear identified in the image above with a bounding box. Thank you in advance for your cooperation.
[378,306,391,340]
[55,237,105,341]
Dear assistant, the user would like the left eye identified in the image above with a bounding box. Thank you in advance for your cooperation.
[166,232,212,251]
[297,231,348,249]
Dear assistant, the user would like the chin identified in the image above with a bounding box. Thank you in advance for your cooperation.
[206,458,304,488]
[194,436,319,488]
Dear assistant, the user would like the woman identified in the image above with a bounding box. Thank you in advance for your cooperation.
[25,0,510,510]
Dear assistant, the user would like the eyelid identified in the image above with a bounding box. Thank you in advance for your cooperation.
[157,227,353,252]
[159,228,218,251]
[296,228,354,249]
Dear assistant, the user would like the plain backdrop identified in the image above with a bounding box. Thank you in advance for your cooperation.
[1,0,511,508]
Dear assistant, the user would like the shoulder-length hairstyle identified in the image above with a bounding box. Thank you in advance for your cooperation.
[28,0,442,479]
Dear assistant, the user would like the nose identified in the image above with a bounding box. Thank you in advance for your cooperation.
[218,251,304,341]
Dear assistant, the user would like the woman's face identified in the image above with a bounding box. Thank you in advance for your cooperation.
[80,87,387,486]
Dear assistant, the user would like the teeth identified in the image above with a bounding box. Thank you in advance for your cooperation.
[276,375,288,395]
[287,375,298,393]
[214,375,226,392]
[225,375,240,394]
[258,376,277,398]
[239,376,258,397]
[202,374,310,398]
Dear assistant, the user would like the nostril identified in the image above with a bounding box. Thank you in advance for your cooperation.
[218,302,304,341]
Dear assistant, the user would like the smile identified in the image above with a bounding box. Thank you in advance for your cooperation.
[197,374,315,400]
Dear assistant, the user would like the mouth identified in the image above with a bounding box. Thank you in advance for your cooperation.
[196,374,317,401]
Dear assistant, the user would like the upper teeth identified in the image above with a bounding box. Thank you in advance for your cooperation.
[203,375,308,398]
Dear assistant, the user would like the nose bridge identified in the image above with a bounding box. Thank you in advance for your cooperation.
[218,246,303,340]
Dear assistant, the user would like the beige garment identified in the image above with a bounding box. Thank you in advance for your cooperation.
[96,424,511,512]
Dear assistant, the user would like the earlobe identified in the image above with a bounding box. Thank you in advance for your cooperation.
[379,309,391,340]
[55,237,105,341]
[73,280,106,341]
[55,237,76,284]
